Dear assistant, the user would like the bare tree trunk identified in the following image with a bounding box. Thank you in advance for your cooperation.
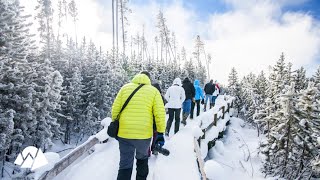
[120,0,125,55]
[116,0,119,61]
[112,0,115,61]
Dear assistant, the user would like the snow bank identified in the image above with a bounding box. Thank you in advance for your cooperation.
[206,116,267,180]
[204,160,226,180]
[34,152,60,179]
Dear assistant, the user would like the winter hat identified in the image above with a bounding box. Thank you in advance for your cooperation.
[140,71,151,79]
[173,78,182,86]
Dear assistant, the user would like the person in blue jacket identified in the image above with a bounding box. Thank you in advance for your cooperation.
[190,79,204,119]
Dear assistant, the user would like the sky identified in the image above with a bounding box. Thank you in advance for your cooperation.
[21,0,320,85]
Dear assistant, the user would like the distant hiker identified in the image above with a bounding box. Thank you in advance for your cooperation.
[215,80,220,93]
[150,82,166,155]
[164,78,185,136]
[181,77,195,125]
[112,71,166,180]
[204,80,215,111]
[212,81,220,107]
[190,79,204,119]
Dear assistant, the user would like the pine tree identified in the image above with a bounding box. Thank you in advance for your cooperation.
[228,67,238,90]
[294,66,307,92]
[255,71,268,100]
[292,82,320,178]
[0,0,38,157]
[0,110,14,177]
[313,66,320,87]
[263,83,298,178]
[268,53,287,104]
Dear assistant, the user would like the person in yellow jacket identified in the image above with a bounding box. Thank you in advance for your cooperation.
[112,71,166,180]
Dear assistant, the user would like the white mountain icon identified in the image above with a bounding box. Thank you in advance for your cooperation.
[14,146,48,171]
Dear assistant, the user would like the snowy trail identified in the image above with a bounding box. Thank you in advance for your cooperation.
[52,96,232,180]
[53,123,201,180]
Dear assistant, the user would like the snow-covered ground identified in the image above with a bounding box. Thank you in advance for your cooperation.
[204,117,270,180]
[48,95,268,180]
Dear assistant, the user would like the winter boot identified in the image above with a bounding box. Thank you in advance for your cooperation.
[181,113,187,125]
[136,159,149,180]
[117,168,133,180]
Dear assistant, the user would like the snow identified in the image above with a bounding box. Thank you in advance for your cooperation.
[34,152,60,179]
[206,117,268,180]
[94,117,112,142]
[49,95,269,180]
[204,160,226,180]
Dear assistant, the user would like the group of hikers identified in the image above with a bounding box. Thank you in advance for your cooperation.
[111,71,220,180]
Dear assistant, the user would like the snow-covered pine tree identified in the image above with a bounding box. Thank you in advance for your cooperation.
[267,53,287,104]
[0,110,14,177]
[292,82,320,178]
[293,66,307,92]
[228,67,238,92]
[241,73,258,122]
[255,70,268,100]
[262,83,300,178]
[227,67,243,112]
[33,65,63,150]
[313,66,320,88]
[0,0,38,158]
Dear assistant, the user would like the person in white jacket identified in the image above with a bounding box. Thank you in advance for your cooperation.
[164,78,186,136]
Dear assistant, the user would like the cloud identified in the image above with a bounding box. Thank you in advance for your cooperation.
[21,0,320,85]
[206,0,320,84]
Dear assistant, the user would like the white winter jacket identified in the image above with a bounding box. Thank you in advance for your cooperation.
[165,78,186,109]
[213,85,219,96]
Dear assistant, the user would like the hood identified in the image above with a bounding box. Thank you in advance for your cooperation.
[182,77,190,84]
[131,74,151,85]
[194,79,200,86]
[173,78,182,86]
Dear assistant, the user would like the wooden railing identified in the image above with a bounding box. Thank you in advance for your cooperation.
[198,98,234,149]
[38,135,107,180]
[195,96,234,179]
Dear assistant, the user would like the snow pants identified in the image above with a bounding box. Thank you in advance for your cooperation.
[182,99,192,115]
[117,137,151,180]
[190,100,200,119]
[166,108,181,134]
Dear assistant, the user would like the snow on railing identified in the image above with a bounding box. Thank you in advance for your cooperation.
[36,118,111,180]
[194,95,235,179]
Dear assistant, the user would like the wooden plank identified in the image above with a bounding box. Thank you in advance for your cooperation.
[38,137,101,180]
[194,138,207,180]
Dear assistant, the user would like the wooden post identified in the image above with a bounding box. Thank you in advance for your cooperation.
[214,113,217,126]
[222,106,225,119]
[194,138,207,180]
[227,103,230,113]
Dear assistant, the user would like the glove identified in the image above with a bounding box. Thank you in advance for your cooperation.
[155,133,165,147]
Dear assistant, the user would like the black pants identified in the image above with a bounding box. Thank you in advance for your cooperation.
[190,100,200,119]
[166,108,181,134]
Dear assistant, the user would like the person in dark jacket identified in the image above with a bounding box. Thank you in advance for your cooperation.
[149,82,166,156]
[203,80,215,111]
[181,77,195,125]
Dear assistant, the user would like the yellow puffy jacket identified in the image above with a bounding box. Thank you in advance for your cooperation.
[111,74,166,139]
